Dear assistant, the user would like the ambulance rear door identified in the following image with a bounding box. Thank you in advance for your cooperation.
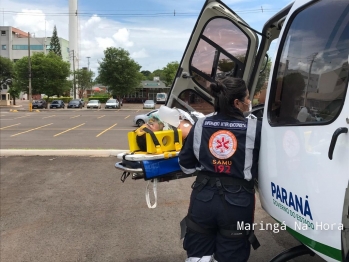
[167,0,258,114]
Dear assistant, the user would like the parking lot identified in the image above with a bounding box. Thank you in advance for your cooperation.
[0,104,155,150]
[0,156,324,262]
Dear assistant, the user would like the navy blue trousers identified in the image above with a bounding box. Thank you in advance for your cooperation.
[183,185,255,262]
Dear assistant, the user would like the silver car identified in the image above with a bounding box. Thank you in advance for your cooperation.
[133,109,158,127]
[143,100,155,109]
[87,100,101,109]
[105,99,119,109]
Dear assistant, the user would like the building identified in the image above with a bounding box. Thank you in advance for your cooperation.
[123,79,170,103]
[0,26,70,103]
[0,26,69,63]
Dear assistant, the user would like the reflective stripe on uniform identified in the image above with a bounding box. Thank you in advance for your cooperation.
[243,118,257,181]
[179,164,197,174]
[193,117,206,160]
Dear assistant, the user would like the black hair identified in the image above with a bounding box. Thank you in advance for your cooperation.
[210,77,247,120]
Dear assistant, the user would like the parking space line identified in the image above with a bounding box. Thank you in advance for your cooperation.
[0,123,21,130]
[96,123,117,137]
[42,115,56,119]
[53,123,85,137]
[11,123,53,137]
[97,115,105,119]
[125,115,130,119]
[70,115,80,119]
[13,115,31,119]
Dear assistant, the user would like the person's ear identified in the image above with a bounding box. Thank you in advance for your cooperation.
[233,98,241,109]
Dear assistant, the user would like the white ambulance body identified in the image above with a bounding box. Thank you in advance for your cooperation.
[167,0,349,261]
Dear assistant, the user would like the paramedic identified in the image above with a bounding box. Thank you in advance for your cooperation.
[178,77,262,262]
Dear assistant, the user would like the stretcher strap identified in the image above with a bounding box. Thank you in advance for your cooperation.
[145,179,158,208]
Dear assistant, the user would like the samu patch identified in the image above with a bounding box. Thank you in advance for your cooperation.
[203,120,247,130]
[209,130,237,159]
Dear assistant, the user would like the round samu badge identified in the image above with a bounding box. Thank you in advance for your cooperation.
[209,130,237,159]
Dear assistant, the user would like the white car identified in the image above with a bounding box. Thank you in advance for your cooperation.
[87,100,101,109]
[105,99,119,109]
[143,100,155,109]
[133,109,158,127]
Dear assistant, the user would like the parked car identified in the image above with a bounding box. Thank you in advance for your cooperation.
[133,109,158,127]
[87,100,101,109]
[78,99,85,107]
[105,99,119,109]
[32,99,47,109]
[50,100,65,109]
[143,100,155,109]
[67,99,83,109]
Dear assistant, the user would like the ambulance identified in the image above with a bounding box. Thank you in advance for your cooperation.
[165,0,349,261]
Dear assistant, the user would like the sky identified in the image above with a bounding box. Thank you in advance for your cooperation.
[1,0,292,77]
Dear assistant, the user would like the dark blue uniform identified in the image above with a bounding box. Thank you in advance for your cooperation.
[179,114,262,262]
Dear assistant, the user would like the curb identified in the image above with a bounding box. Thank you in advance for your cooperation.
[0,149,128,157]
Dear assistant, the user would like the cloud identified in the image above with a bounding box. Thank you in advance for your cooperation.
[131,49,149,59]
[112,28,133,47]
[95,37,116,50]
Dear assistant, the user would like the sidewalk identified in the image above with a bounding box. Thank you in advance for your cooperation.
[0,149,127,157]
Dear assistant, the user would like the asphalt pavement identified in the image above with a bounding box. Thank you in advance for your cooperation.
[0,100,324,262]
[0,156,324,262]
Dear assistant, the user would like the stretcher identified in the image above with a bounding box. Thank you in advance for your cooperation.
[114,128,195,208]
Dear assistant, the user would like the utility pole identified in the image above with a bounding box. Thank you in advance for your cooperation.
[87,56,90,71]
[72,50,76,99]
[28,32,32,112]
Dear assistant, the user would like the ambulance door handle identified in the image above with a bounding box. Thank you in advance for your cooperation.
[328,127,348,160]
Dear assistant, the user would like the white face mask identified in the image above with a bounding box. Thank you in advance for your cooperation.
[241,101,252,112]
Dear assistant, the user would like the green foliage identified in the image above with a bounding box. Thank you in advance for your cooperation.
[0,56,15,83]
[14,52,71,97]
[49,25,62,58]
[8,85,21,105]
[217,59,234,72]
[75,68,94,98]
[98,47,143,97]
[91,93,109,98]
[162,61,179,87]
[255,55,272,93]
[141,70,151,78]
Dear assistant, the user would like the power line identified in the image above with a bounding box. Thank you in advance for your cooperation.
[2,8,282,18]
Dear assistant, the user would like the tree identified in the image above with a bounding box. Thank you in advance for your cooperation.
[75,68,94,98]
[149,69,164,81]
[14,52,71,99]
[218,59,234,72]
[0,56,14,89]
[98,47,143,98]
[162,61,179,87]
[141,70,151,78]
[49,25,62,58]
[255,55,272,93]
[8,84,22,105]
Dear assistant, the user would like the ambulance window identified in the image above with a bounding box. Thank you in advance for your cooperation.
[172,90,214,115]
[190,18,249,93]
[268,0,349,125]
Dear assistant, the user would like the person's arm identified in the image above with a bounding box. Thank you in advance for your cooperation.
[178,124,198,174]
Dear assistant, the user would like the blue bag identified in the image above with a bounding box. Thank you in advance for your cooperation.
[141,157,182,180]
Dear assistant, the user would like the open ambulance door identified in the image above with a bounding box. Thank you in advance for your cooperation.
[166,0,258,115]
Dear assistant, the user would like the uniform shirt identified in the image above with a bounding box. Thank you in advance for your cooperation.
[178,114,262,181]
